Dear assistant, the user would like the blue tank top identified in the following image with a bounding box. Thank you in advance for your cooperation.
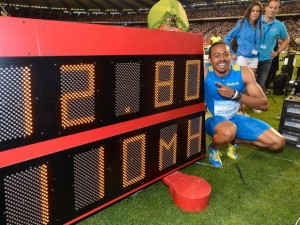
[205,64,245,119]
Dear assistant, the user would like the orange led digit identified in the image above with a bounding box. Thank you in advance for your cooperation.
[98,148,105,199]
[22,67,33,137]
[40,165,50,225]
[154,61,174,108]
[0,66,33,142]
[60,64,95,128]
[122,134,146,188]
[3,164,49,225]
[185,60,201,101]
[159,125,177,171]
[187,116,203,157]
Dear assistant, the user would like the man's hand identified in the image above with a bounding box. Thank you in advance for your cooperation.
[215,82,235,99]
[270,50,279,58]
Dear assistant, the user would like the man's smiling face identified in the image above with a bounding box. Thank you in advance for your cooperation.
[209,43,231,77]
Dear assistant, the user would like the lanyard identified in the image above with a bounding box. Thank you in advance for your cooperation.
[254,28,257,45]
[263,23,273,44]
[246,20,258,45]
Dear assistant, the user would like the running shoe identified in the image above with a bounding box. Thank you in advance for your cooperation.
[226,143,238,160]
[252,109,262,113]
[209,144,222,167]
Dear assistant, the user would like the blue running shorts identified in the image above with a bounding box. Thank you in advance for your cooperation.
[205,114,271,141]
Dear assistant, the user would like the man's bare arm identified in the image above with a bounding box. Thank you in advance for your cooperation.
[241,66,268,111]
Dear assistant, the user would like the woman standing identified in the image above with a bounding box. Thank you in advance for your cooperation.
[225,1,263,115]
[225,1,263,74]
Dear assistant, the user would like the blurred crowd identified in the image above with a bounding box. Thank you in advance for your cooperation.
[188,18,300,42]
[1,1,299,42]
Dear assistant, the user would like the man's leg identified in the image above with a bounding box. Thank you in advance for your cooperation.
[206,117,238,167]
[256,60,272,89]
[232,116,285,150]
[206,117,237,148]
[264,67,274,90]
[211,121,237,147]
[235,127,285,150]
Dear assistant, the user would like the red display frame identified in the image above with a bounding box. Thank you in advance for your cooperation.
[0,17,205,225]
[0,17,203,57]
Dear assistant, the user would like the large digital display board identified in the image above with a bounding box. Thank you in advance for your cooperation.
[0,17,205,224]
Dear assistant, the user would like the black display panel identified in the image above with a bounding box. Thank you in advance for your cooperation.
[0,54,205,224]
[0,112,205,224]
[0,55,204,151]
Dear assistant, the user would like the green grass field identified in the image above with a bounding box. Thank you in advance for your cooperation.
[78,94,300,225]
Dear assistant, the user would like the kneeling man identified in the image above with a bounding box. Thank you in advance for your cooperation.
[205,42,285,167]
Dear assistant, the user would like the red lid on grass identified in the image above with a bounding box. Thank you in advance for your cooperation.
[162,171,211,212]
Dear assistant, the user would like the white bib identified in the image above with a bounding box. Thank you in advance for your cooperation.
[214,100,240,119]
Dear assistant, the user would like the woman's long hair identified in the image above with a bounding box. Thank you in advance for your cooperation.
[240,1,263,37]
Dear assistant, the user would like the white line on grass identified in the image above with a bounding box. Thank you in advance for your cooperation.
[195,161,222,168]
[256,151,300,164]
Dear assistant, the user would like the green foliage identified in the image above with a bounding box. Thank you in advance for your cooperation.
[78,95,300,225]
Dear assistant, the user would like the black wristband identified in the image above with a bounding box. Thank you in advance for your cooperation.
[231,90,242,100]
[236,92,242,100]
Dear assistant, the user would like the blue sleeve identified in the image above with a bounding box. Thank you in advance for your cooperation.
[279,22,288,40]
[224,21,241,54]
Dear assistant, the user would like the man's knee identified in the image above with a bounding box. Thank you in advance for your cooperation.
[215,122,237,142]
[271,135,285,150]
[257,128,285,150]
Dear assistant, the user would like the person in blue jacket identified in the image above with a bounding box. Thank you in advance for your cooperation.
[224,1,263,115]
[224,1,263,75]
[256,0,290,89]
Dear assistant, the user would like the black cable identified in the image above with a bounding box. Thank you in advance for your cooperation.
[234,164,254,191]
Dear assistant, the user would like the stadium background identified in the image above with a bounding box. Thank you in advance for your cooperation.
[0,0,299,43]
[0,0,300,68]
[1,0,299,77]
[0,1,300,225]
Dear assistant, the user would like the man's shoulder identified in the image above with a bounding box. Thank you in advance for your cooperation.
[205,65,216,80]
[274,19,289,37]
[262,17,286,27]
[231,64,241,72]
[206,65,214,73]
[273,18,287,28]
